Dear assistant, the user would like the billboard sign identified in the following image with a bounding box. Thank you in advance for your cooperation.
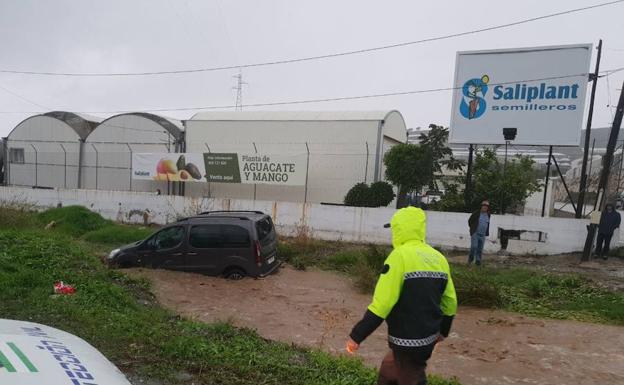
[132,153,306,186]
[449,44,592,146]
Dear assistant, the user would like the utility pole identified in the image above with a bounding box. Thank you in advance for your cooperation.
[582,80,624,261]
[233,69,247,111]
[577,40,603,218]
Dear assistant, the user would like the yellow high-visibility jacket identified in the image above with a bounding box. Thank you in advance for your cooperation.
[350,207,457,357]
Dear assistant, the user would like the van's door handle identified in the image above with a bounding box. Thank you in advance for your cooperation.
[187,252,198,256]
[172,253,183,256]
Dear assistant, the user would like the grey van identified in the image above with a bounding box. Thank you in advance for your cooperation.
[107,211,280,279]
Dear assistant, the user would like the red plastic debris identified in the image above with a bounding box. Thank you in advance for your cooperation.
[53,281,76,295]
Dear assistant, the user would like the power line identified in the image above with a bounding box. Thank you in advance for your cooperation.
[0,83,48,110]
[0,0,622,77]
[1,68,623,115]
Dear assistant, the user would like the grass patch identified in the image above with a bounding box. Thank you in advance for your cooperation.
[34,205,155,246]
[37,205,110,236]
[280,238,624,326]
[82,224,154,245]
[0,207,459,385]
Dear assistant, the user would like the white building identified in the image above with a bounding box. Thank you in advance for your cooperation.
[82,112,183,193]
[5,111,101,189]
[184,111,407,204]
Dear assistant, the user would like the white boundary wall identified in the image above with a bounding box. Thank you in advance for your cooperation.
[0,186,607,255]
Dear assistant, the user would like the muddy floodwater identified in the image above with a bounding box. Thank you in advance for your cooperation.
[127,266,624,385]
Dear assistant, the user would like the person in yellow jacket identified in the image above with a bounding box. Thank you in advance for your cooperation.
[346,207,457,385]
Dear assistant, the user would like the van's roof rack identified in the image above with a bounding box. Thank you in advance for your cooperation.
[177,215,250,222]
[199,210,264,215]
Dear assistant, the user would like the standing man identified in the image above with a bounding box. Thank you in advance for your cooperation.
[596,203,621,260]
[346,207,457,385]
[468,200,491,266]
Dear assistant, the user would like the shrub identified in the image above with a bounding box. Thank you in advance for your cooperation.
[344,183,370,207]
[344,182,395,207]
[369,181,396,207]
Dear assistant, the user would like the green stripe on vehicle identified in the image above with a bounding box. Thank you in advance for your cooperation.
[7,343,37,373]
[0,348,16,372]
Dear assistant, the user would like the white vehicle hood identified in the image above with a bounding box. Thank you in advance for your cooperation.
[0,319,131,385]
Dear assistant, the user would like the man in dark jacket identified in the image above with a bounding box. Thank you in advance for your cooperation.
[346,207,457,385]
[596,203,621,259]
[467,200,491,266]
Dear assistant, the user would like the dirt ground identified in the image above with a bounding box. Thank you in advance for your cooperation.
[126,265,624,385]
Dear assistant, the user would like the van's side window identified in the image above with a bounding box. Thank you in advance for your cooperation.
[190,225,250,248]
[153,226,185,250]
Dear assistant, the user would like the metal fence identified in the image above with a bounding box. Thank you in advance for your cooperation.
[4,141,383,204]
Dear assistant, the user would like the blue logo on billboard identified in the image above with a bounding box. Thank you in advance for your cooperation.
[460,75,489,120]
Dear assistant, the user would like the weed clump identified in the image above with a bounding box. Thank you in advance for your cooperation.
[38,206,110,236]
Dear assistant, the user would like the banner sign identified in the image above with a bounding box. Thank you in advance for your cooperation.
[449,44,592,146]
[132,153,306,186]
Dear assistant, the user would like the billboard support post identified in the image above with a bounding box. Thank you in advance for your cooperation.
[464,144,474,208]
[582,81,624,261]
[541,146,553,217]
[577,39,603,218]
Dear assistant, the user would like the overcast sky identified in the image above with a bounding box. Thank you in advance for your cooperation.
[0,0,623,138]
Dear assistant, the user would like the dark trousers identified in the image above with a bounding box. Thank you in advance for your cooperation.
[377,350,427,385]
[596,232,614,257]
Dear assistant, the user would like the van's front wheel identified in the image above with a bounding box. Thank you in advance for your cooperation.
[223,267,246,280]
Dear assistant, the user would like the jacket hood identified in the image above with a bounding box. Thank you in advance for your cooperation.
[390,206,426,248]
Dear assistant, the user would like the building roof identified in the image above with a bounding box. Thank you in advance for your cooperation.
[7,111,103,140]
[43,112,103,140]
[98,112,184,140]
[189,110,402,122]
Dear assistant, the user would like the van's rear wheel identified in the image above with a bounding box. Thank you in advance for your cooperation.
[224,268,246,280]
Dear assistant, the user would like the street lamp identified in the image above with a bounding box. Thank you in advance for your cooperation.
[501,128,517,214]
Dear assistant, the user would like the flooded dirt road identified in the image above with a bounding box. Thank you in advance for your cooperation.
[127,266,624,385]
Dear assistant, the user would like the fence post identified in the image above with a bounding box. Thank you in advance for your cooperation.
[30,144,38,187]
[204,143,212,198]
[364,141,369,183]
[304,142,310,203]
[59,144,67,189]
[252,142,258,201]
[126,143,133,191]
[2,137,8,186]
[77,139,84,189]
[91,144,99,190]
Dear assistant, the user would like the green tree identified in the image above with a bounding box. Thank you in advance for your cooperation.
[384,143,434,208]
[469,148,541,214]
[428,182,466,212]
[418,124,464,190]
